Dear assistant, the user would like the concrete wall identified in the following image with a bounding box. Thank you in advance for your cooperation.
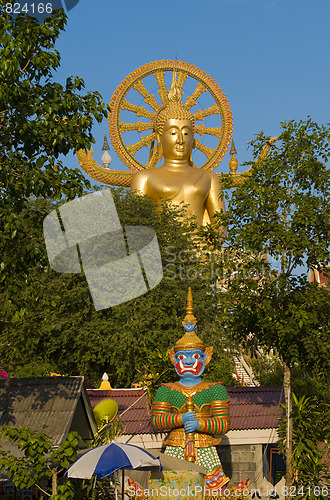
[218,443,263,489]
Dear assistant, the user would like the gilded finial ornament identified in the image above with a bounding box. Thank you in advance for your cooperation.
[182,286,197,331]
[102,135,110,151]
[229,139,238,174]
[167,67,182,102]
[169,288,213,364]
[230,139,237,156]
[101,135,112,169]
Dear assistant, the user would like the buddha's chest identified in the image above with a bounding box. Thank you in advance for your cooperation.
[147,169,211,202]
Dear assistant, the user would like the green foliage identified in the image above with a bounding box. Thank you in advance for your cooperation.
[249,354,330,405]
[73,475,115,500]
[278,394,330,496]
[219,118,330,272]
[249,355,284,386]
[0,426,80,498]
[92,416,125,447]
[204,354,238,387]
[0,190,235,388]
[218,273,330,372]
[202,118,330,484]
[204,119,330,370]
[0,1,107,312]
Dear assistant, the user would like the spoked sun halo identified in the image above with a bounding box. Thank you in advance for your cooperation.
[109,60,233,172]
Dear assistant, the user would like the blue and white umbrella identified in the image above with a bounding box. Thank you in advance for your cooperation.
[67,442,162,480]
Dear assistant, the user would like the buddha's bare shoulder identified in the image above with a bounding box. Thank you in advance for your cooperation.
[131,168,153,192]
[207,170,220,180]
[192,168,221,184]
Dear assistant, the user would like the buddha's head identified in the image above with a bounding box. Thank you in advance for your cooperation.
[153,71,195,163]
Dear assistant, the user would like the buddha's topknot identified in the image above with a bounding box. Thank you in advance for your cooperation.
[153,69,195,135]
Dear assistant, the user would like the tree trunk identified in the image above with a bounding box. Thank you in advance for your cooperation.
[52,470,58,496]
[283,361,293,487]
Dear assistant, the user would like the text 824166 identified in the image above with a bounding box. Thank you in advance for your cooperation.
[6,3,53,15]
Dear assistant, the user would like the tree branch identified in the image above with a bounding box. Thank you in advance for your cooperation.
[20,54,35,76]
[36,484,51,497]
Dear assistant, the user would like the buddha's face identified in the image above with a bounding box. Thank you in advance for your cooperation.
[159,119,194,161]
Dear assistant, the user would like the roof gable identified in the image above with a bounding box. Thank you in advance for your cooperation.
[0,376,97,447]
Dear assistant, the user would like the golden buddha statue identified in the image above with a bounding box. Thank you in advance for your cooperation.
[76,60,249,226]
[130,72,226,226]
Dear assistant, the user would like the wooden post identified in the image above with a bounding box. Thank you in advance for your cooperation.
[283,361,293,488]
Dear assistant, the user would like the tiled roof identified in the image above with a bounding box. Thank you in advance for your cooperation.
[0,376,96,446]
[227,386,285,430]
[87,386,284,435]
[88,388,154,435]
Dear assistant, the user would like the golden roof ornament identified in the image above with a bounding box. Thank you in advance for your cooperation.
[229,139,238,174]
[98,372,112,390]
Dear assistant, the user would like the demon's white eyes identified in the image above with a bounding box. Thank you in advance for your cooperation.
[193,353,200,359]
[178,355,186,360]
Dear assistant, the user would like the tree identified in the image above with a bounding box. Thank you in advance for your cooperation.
[0,4,238,393]
[205,118,330,486]
[278,394,330,498]
[0,2,107,316]
[0,189,237,388]
[0,426,80,498]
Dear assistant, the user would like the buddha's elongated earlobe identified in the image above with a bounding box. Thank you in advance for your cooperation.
[156,132,163,160]
[188,140,196,165]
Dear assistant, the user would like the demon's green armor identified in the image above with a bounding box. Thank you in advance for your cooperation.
[152,381,230,450]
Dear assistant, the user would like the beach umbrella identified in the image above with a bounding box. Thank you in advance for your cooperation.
[67,442,162,479]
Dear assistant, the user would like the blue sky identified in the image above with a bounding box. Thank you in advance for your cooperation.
[54,0,330,178]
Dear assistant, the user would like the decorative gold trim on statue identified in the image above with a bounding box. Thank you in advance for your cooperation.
[204,347,213,366]
[176,287,205,352]
[154,401,171,410]
[184,395,197,462]
[174,331,205,352]
[198,404,212,415]
[168,381,210,397]
[76,148,133,187]
[163,428,222,448]
[170,404,212,417]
